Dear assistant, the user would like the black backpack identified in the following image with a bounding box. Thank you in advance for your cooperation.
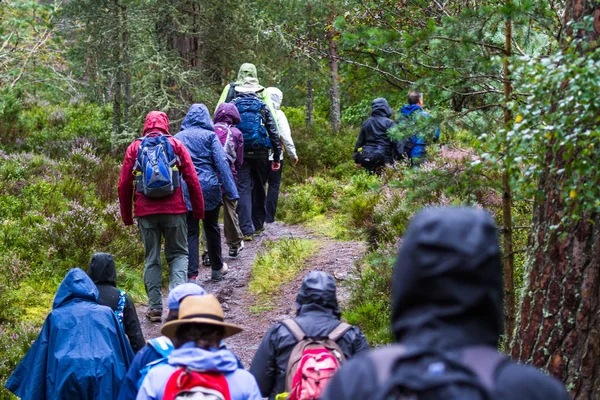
[225,82,237,103]
[370,345,508,400]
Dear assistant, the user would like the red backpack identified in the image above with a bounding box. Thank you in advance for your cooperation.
[283,319,351,400]
[163,367,231,400]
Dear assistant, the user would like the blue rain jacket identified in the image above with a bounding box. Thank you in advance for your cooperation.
[399,104,441,158]
[5,268,134,400]
[175,104,238,212]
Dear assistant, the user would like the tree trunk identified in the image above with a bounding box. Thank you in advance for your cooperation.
[501,0,515,344]
[511,1,600,398]
[121,1,131,131]
[326,9,341,132]
[112,0,123,139]
[306,78,314,126]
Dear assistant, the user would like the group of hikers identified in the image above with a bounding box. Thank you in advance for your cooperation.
[5,208,571,399]
[4,64,573,399]
[116,63,297,322]
[354,92,440,172]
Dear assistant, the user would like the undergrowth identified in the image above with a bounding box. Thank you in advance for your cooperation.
[248,238,320,313]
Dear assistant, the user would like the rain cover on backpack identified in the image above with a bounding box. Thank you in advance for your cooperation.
[163,368,231,400]
[214,123,237,165]
[283,319,351,400]
[232,97,271,151]
[134,134,180,198]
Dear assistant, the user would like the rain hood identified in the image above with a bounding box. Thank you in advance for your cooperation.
[372,98,393,118]
[87,253,117,287]
[296,271,341,318]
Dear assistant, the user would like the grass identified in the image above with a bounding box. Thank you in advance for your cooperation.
[248,238,320,306]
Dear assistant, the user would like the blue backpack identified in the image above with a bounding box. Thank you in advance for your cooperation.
[233,97,271,151]
[137,336,175,389]
[115,289,126,327]
[134,134,180,198]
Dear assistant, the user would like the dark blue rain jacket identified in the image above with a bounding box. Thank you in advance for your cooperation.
[175,104,238,212]
[5,268,134,400]
[399,104,440,158]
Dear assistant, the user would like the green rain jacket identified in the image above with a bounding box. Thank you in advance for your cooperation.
[216,63,280,133]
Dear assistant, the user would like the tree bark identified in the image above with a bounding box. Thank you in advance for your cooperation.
[306,78,314,126]
[121,1,131,130]
[327,8,341,132]
[501,0,515,344]
[511,1,600,398]
[112,0,123,139]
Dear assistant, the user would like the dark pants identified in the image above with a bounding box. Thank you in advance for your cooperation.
[187,206,223,276]
[237,157,270,236]
[266,159,283,223]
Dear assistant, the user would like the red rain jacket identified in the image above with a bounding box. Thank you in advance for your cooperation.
[118,111,204,225]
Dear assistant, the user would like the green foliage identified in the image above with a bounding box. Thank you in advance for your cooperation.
[0,322,40,399]
[249,238,319,308]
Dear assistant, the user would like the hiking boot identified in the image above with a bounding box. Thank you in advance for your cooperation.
[146,308,162,322]
[211,263,229,281]
[254,227,265,236]
[243,234,254,242]
[202,251,211,267]
[229,241,244,258]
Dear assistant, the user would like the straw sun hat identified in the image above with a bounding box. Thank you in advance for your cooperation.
[161,294,243,339]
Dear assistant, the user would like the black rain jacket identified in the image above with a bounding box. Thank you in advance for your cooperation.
[87,253,146,353]
[354,98,398,161]
[322,208,570,400]
[250,271,369,399]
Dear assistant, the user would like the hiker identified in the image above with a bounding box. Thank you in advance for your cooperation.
[398,91,441,167]
[175,104,238,282]
[118,282,207,400]
[216,63,279,124]
[118,111,204,322]
[137,294,262,400]
[250,271,369,399]
[354,98,398,173]
[321,207,570,400]
[232,77,282,239]
[87,252,145,353]
[213,103,245,259]
[264,87,298,224]
[6,268,134,399]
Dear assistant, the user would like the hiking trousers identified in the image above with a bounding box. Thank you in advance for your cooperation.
[187,206,223,275]
[223,195,243,249]
[237,157,270,236]
[138,213,188,311]
[265,159,283,223]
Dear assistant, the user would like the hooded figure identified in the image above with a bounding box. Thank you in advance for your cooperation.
[6,268,134,400]
[87,253,145,353]
[354,98,397,173]
[215,63,280,133]
[263,87,297,224]
[250,271,369,399]
[175,104,238,281]
[118,111,204,319]
[321,208,570,400]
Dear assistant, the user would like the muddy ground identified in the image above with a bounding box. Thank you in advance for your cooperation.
[136,221,365,366]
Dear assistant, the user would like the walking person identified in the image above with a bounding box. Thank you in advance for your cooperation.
[354,98,397,174]
[87,252,146,353]
[398,91,440,167]
[137,294,262,400]
[264,87,298,224]
[232,77,282,239]
[322,207,570,400]
[118,111,204,321]
[175,104,238,282]
[6,268,134,399]
[250,271,369,399]
[213,102,245,258]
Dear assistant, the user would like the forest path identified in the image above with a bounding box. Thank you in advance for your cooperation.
[136,221,365,366]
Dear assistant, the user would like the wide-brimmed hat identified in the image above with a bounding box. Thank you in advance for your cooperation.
[161,294,243,339]
[235,77,264,94]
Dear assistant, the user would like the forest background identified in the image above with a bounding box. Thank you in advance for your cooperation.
[1,0,600,398]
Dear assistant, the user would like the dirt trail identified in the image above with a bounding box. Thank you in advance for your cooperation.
[137,221,365,367]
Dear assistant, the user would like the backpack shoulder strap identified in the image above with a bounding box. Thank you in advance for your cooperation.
[460,346,509,392]
[281,319,306,342]
[328,322,352,341]
[148,336,174,358]
[368,344,408,387]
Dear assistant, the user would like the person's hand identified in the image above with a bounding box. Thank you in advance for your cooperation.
[293,157,299,165]
[355,163,361,168]
[272,162,281,171]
